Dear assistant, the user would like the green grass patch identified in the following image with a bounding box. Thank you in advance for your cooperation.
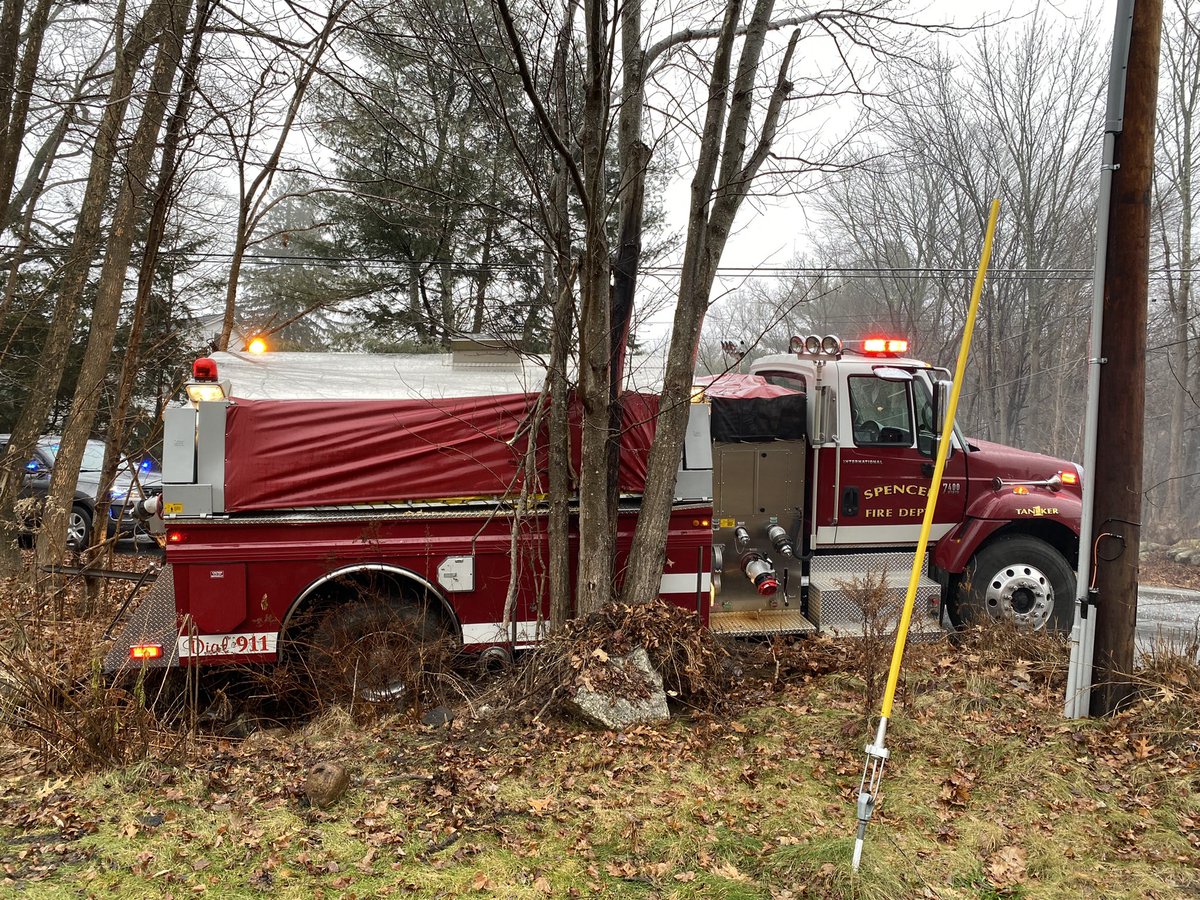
[2,636,1199,899]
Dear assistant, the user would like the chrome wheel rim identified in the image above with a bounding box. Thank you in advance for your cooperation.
[983,563,1053,630]
[66,511,88,549]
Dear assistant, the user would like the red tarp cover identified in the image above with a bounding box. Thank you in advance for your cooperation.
[222,393,658,512]
[695,372,803,400]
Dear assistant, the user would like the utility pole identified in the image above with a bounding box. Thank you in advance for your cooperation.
[1089,0,1162,717]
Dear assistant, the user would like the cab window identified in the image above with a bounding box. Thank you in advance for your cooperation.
[758,371,807,393]
[849,376,913,446]
[913,377,936,455]
[914,378,935,434]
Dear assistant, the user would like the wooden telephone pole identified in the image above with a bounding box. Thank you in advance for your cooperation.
[1090,0,1162,716]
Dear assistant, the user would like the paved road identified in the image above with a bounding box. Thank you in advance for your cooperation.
[1136,584,1200,655]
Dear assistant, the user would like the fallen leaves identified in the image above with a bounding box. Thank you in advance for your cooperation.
[938,769,975,807]
[986,845,1028,888]
[0,577,1197,899]
[471,870,493,891]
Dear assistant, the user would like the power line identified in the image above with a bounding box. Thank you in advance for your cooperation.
[8,242,1200,283]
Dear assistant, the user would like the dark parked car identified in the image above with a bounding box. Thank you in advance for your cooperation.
[1,435,161,549]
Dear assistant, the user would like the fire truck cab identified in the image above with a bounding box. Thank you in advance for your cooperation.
[105,335,1083,683]
[678,335,1081,642]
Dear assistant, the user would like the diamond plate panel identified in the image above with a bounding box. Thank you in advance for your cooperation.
[808,551,941,634]
[709,609,816,636]
[816,611,946,643]
[103,564,182,674]
[809,576,942,629]
[809,551,924,583]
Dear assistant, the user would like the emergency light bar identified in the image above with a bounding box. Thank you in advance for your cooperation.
[862,338,909,356]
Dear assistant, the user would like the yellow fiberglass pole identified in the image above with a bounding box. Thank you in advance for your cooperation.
[852,198,1001,872]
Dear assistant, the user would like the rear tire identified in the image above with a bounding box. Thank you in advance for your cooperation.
[954,535,1075,634]
[306,599,447,704]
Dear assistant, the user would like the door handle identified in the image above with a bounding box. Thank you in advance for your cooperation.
[921,463,934,478]
[842,486,859,516]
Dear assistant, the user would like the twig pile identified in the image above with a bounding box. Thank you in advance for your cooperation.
[498,601,733,718]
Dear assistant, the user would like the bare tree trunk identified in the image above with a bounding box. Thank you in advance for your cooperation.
[602,0,650,569]
[406,260,428,344]
[0,0,51,223]
[37,0,193,580]
[92,0,211,562]
[571,0,616,617]
[0,0,26,206]
[438,258,454,343]
[606,141,650,552]
[622,0,800,604]
[471,221,494,334]
[0,0,168,576]
[546,0,577,629]
[547,265,575,627]
[1161,0,1196,531]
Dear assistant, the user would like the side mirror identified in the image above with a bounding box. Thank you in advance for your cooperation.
[924,379,954,459]
[934,380,952,434]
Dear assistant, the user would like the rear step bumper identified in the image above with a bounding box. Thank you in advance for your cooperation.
[710,608,817,636]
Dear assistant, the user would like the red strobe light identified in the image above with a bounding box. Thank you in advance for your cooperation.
[193,357,219,381]
[863,338,909,355]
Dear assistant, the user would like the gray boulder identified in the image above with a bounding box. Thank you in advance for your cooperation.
[568,646,670,730]
[421,705,454,727]
[305,761,350,809]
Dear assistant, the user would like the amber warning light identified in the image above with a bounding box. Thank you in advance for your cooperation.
[130,644,162,660]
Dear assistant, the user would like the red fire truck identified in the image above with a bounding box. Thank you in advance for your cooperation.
[105,335,1083,690]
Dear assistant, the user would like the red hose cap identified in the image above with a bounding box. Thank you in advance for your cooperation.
[755,576,778,596]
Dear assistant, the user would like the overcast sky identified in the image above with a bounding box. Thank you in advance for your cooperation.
[694,0,1121,274]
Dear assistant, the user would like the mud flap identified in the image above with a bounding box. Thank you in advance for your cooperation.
[103,563,182,674]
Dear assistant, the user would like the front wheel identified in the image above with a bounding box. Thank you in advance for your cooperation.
[954,535,1075,634]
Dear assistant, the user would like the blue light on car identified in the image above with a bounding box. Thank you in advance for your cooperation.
[140,459,152,473]
[25,460,38,471]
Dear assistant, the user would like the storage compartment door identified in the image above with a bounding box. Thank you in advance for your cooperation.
[186,563,247,633]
